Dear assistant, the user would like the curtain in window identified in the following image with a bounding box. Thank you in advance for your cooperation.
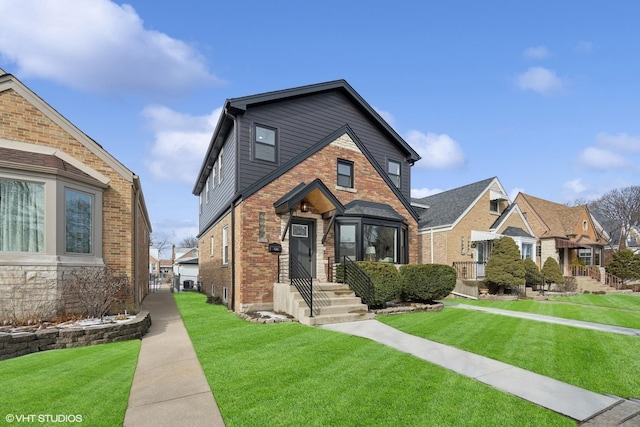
[65,189,92,254]
[0,179,44,252]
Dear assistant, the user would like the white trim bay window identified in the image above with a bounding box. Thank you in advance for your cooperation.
[0,178,45,252]
[65,188,93,254]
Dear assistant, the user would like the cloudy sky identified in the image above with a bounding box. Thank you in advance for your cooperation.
[1,0,639,248]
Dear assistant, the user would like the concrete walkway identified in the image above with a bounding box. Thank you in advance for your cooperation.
[124,285,225,427]
[322,319,623,422]
[445,302,640,336]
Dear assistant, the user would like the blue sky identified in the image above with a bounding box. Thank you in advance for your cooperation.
[1,0,639,247]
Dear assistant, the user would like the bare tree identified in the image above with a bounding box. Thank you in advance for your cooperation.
[179,235,199,248]
[151,233,172,259]
[591,186,640,250]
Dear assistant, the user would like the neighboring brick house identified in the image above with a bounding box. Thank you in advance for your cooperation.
[413,177,535,281]
[0,70,151,321]
[513,192,607,275]
[193,80,420,316]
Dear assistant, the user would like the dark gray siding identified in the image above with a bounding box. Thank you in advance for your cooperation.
[198,129,237,233]
[236,91,412,200]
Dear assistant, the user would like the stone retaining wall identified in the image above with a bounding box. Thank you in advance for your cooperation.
[0,311,151,361]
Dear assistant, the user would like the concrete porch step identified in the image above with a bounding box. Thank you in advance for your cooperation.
[301,303,370,317]
[301,311,375,326]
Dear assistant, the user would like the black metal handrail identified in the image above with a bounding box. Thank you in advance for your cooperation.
[343,256,373,308]
[290,255,314,317]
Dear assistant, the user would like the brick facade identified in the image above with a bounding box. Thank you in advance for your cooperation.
[198,133,418,312]
[0,80,150,322]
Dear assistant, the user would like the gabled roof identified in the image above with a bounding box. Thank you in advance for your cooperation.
[516,193,585,238]
[273,179,344,215]
[490,202,535,236]
[412,177,505,229]
[502,226,535,239]
[193,79,421,195]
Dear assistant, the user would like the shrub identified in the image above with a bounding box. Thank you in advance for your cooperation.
[400,264,456,302]
[353,262,401,308]
[485,237,526,291]
[64,267,131,319]
[523,258,542,287]
[541,257,565,285]
[606,249,640,285]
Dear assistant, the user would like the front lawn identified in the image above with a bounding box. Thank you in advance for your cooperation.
[380,307,640,398]
[175,292,572,427]
[451,294,640,329]
[0,340,140,426]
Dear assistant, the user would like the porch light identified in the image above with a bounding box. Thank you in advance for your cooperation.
[300,200,310,212]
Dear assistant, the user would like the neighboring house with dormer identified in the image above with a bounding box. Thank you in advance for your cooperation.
[412,177,535,283]
[513,192,607,277]
[0,70,151,322]
[193,80,420,323]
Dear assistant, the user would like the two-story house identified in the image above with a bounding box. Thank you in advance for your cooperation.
[193,80,420,318]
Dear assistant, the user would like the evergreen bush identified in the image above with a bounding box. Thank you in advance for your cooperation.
[485,237,525,292]
[541,257,565,285]
[400,264,456,302]
[354,261,402,308]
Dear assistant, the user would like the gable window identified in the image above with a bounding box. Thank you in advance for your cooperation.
[0,178,44,252]
[205,179,209,203]
[490,200,499,213]
[388,160,401,188]
[65,188,93,254]
[254,125,277,162]
[337,159,354,188]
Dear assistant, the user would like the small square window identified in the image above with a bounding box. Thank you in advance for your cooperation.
[337,159,354,188]
[490,200,499,213]
[388,160,401,188]
[254,125,277,162]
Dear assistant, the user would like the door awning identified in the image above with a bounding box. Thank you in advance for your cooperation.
[273,179,344,215]
[471,230,502,242]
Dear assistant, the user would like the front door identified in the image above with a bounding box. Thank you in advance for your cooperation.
[290,218,315,278]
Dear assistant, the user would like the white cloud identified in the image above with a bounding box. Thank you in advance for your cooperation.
[404,131,465,169]
[595,132,640,152]
[143,106,221,183]
[374,107,395,127]
[523,46,550,60]
[516,67,565,95]
[579,147,630,170]
[562,179,588,198]
[411,187,444,198]
[0,0,218,97]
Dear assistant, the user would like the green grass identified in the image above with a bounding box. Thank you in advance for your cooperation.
[380,308,640,397]
[0,340,140,427]
[450,294,640,329]
[175,292,572,426]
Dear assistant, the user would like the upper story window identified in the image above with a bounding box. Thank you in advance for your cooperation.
[337,159,354,188]
[0,178,45,252]
[254,125,277,162]
[388,160,401,188]
[217,148,223,184]
[65,188,93,254]
[490,199,499,213]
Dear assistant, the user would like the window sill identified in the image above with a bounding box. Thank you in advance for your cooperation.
[336,185,357,194]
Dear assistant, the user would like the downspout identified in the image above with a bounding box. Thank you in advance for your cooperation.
[430,228,434,263]
[132,179,140,308]
[230,201,236,311]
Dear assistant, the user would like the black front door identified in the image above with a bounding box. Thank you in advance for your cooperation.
[290,218,315,278]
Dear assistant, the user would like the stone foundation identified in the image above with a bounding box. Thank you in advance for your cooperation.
[0,311,150,361]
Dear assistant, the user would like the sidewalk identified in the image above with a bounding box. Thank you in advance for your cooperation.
[446,302,640,336]
[322,319,623,422]
[123,284,225,427]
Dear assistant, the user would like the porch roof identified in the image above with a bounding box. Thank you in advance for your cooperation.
[273,179,344,215]
[470,230,502,242]
[553,237,600,249]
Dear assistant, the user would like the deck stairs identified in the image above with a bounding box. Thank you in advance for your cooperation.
[275,282,374,326]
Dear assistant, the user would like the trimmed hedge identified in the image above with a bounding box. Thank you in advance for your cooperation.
[400,264,456,302]
[356,262,402,308]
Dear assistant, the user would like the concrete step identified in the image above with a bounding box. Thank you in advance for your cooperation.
[581,398,640,426]
[301,304,369,317]
[301,311,375,326]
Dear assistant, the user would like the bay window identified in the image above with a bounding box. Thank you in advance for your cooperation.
[0,178,45,252]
